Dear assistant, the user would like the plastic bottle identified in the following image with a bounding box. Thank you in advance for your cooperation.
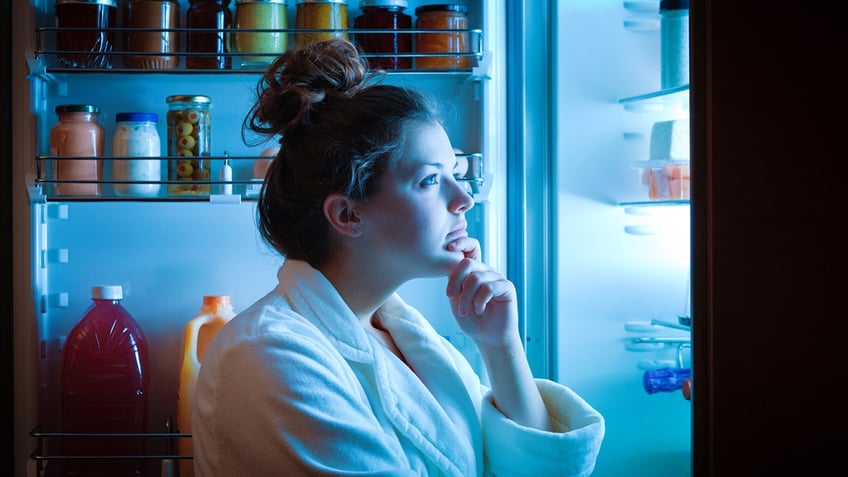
[219,157,233,195]
[177,295,236,477]
[659,0,689,89]
[60,285,150,476]
[643,367,691,394]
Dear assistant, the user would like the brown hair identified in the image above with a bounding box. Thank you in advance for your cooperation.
[243,39,442,267]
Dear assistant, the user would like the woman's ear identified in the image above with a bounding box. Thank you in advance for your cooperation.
[324,194,363,237]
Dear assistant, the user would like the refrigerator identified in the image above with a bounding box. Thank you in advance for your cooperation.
[9,1,696,476]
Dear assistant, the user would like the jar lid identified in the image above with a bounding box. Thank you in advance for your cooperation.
[659,0,688,11]
[236,0,286,4]
[55,0,118,7]
[116,112,159,123]
[55,104,99,113]
[296,0,346,4]
[359,0,407,8]
[166,95,212,104]
[92,285,123,300]
[414,4,468,15]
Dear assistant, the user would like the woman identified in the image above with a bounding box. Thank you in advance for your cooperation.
[193,39,604,477]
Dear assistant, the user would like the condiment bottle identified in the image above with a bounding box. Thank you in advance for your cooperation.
[294,0,349,50]
[414,3,471,70]
[233,0,288,67]
[177,295,236,477]
[112,112,162,197]
[353,0,412,70]
[124,0,180,69]
[50,104,104,197]
[60,285,149,476]
[186,0,233,69]
[165,95,213,195]
[54,0,117,68]
[660,0,689,89]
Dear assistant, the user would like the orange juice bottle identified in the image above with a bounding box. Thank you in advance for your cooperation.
[177,295,236,477]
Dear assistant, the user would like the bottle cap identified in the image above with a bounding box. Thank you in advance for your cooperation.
[92,285,123,300]
[359,0,407,8]
[55,104,99,114]
[659,0,688,12]
[116,112,159,123]
[415,4,468,15]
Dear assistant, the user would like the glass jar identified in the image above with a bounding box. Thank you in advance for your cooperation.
[186,0,233,69]
[165,95,212,195]
[294,0,349,50]
[414,4,471,70]
[112,112,162,197]
[50,104,104,197]
[124,0,180,69]
[353,0,411,70]
[233,0,288,67]
[54,0,117,68]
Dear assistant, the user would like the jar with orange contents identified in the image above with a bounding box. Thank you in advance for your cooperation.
[414,4,472,70]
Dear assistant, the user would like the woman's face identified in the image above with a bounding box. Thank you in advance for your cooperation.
[357,121,475,279]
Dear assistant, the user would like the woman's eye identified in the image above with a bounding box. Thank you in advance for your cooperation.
[420,174,439,186]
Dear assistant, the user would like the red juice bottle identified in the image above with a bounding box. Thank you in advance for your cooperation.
[60,285,150,476]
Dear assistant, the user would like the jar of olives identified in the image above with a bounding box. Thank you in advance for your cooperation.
[165,95,212,195]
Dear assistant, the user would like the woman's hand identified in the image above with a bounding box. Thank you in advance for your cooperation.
[445,237,520,347]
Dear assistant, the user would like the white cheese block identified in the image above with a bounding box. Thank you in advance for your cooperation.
[649,119,690,161]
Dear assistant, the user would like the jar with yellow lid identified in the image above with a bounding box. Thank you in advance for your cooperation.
[295,0,349,50]
[165,95,212,195]
[233,0,288,67]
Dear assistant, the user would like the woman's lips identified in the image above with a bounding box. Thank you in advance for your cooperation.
[446,223,468,242]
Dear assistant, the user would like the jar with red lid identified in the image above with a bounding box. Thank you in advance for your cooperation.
[54,0,117,68]
[294,0,349,50]
[186,0,233,69]
[50,104,105,197]
[353,0,411,70]
[414,3,472,70]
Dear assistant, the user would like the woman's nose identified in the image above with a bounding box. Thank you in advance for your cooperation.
[450,180,475,213]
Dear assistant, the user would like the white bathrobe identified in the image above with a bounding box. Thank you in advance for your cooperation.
[193,260,604,476]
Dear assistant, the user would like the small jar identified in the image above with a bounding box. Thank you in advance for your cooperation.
[165,95,212,195]
[414,4,471,70]
[112,112,162,197]
[124,0,180,69]
[233,0,288,67]
[186,0,233,69]
[50,104,104,196]
[295,0,349,50]
[55,0,117,68]
[660,0,689,89]
[353,0,411,70]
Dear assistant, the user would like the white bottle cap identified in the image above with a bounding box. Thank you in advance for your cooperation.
[92,285,123,300]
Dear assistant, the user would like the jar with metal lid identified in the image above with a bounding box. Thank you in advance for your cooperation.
[50,104,104,196]
[233,0,288,67]
[294,0,349,50]
[414,4,471,70]
[186,0,233,69]
[165,95,212,195]
[112,112,162,197]
[124,0,180,69]
[353,0,411,70]
[54,0,117,68]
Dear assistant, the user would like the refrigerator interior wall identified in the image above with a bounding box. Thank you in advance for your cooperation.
[553,1,691,476]
[22,0,503,467]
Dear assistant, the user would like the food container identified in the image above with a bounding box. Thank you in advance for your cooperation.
[641,164,690,200]
[353,0,412,69]
[186,0,233,69]
[124,0,180,69]
[294,0,349,50]
[54,0,117,68]
[233,0,288,67]
[165,95,212,195]
[414,4,472,70]
[50,104,104,196]
[112,112,162,197]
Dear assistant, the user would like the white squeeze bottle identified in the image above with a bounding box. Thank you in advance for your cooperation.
[177,295,236,477]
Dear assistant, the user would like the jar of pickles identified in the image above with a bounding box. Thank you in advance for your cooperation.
[353,0,412,70]
[233,0,288,67]
[295,0,349,50]
[414,4,471,70]
[165,95,212,195]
